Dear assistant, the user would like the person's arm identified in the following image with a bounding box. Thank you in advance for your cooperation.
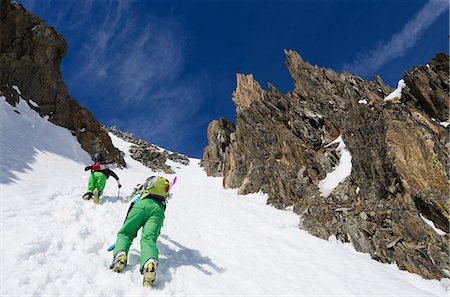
[106,169,121,188]
[84,165,92,171]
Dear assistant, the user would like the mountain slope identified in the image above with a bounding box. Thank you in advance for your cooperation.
[1,98,448,296]
[202,51,449,279]
[0,0,125,165]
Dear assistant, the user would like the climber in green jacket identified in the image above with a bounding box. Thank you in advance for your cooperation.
[110,176,173,287]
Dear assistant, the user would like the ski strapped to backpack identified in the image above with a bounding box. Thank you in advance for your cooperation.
[107,176,177,252]
[168,176,177,192]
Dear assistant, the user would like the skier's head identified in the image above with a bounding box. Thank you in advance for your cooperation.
[93,152,105,163]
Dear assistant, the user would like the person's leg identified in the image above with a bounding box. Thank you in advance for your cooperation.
[92,172,106,204]
[140,200,165,287]
[88,172,97,191]
[140,200,165,271]
[94,171,107,196]
[110,203,147,272]
[83,173,96,200]
[113,204,146,257]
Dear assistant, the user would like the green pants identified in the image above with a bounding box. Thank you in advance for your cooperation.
[88,171,107,195]
[113,198,165,271]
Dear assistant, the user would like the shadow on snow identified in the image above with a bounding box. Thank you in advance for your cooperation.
[120,234,225,288]
[100,194,126,204]
[0,100,90,184]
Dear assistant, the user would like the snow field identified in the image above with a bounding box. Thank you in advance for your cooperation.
[1,98,449,296]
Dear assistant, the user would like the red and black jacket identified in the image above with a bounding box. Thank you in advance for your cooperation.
[85,162,120,181]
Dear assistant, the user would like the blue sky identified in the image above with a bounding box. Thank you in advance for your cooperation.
[19,0,448,158]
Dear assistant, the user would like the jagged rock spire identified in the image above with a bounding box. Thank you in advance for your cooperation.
[202,50,450,279]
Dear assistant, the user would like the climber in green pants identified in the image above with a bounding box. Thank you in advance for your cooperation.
[87,171,107,195]
[83,152,121,204]
[110,176,172,287]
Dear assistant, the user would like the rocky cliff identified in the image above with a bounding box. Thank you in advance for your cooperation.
[108,126,189,174]
[202,50,449,279]
[201,117,236,177]
[0,0,125,166]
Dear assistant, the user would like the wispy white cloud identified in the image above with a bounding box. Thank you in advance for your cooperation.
[24,0,192,105]
[108,71,210,148]
[343,0,449,76]
[68,0,193,104]
[70,1,207,153]
[20,0,208,156]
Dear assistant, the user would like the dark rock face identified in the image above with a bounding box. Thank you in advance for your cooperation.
[201,117,235,177]
[109,126,189,174]
[0,0,125,166]
[202,50,449,279]
[403,53,449,121]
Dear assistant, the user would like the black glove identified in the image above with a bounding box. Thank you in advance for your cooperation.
[84,166,90,171]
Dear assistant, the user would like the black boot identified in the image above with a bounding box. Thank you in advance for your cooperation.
[82,192,93,200]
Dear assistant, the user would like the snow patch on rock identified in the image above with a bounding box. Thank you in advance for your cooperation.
[29,100,39,107]
[12,85,21,95]
[384,79,406,102]
[318,135,352,197]
[420,214,446,236]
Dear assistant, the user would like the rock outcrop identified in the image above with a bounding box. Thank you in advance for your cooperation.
[403,53,449,121]
[0,0,125,165]
[201,117,235,177]
[109,126,189,174]
[202,50,449,279]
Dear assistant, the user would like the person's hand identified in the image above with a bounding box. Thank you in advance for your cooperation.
[84,166,89,171]
[118,181,122,188]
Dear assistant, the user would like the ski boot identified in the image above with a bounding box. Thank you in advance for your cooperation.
[82,192,93,200]
[93,189,100,205]
[109,251,127,273]
[142,259,158,287]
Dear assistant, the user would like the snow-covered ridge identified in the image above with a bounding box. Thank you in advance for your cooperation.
[0,96,90,184]
[108,126,190,174]
[1,96,448,296]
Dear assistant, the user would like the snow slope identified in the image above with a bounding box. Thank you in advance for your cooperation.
[1,98,449,296]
